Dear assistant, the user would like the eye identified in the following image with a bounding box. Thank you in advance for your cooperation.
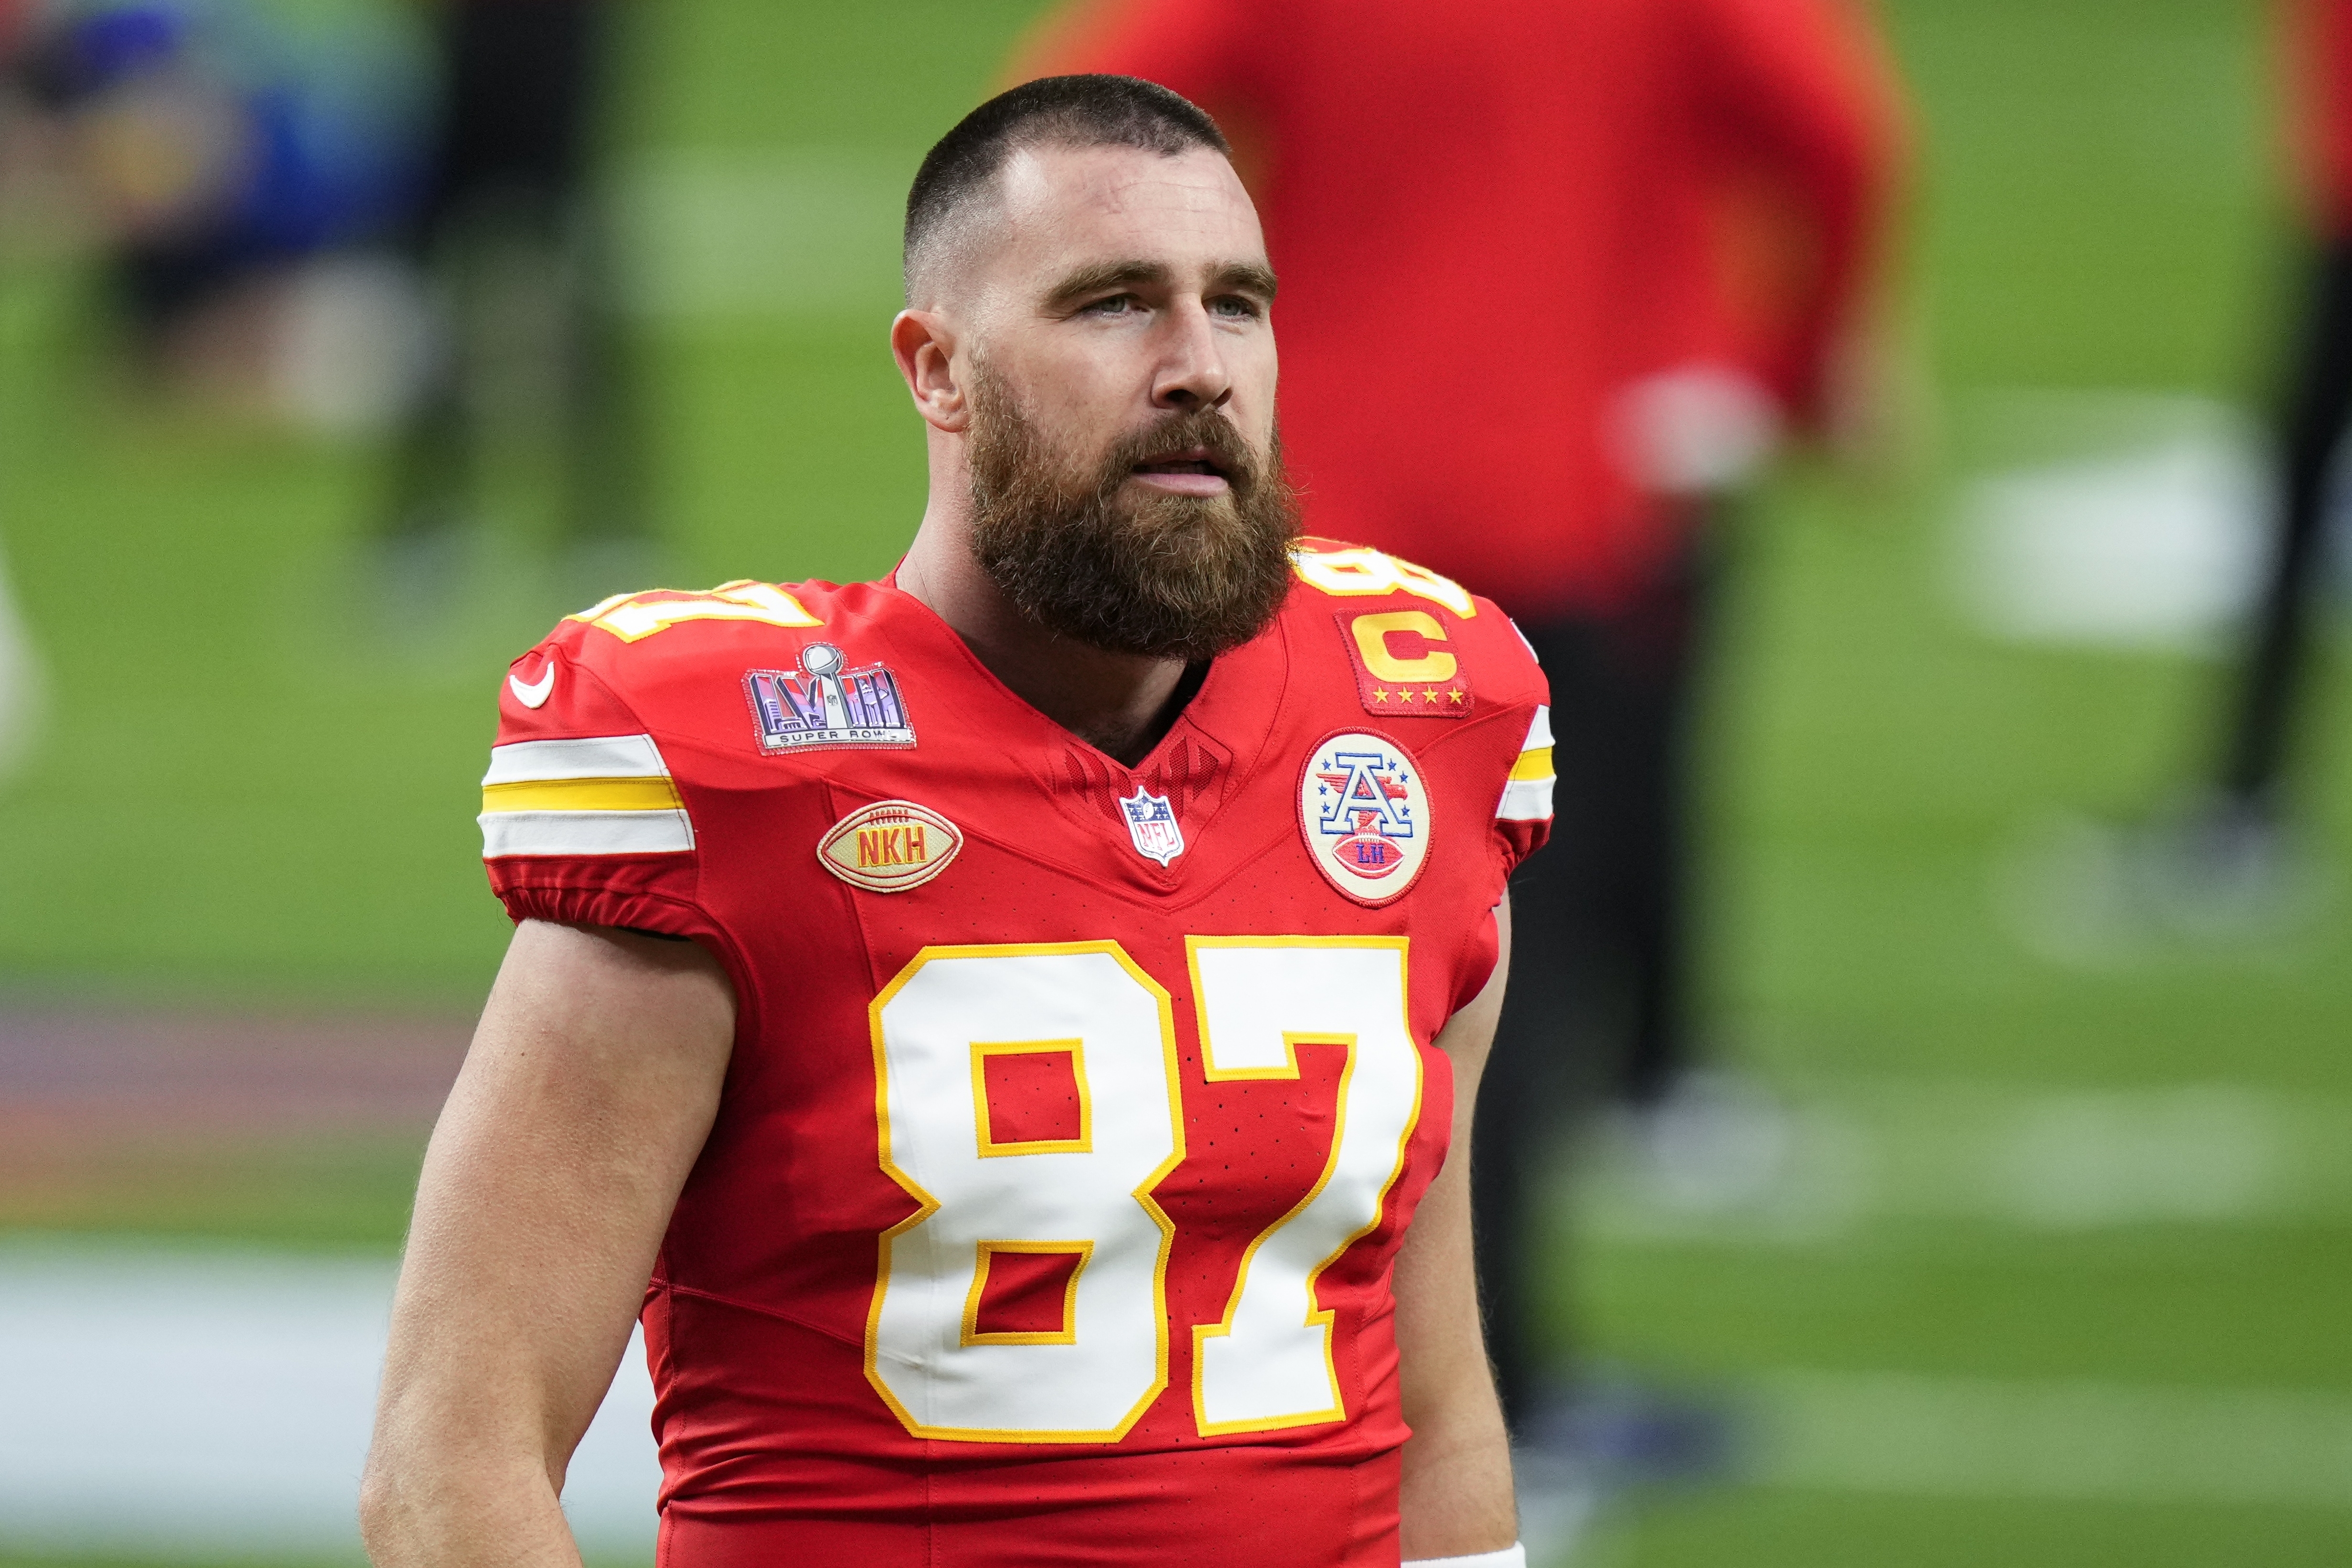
[1210,295,1264,320]
[1080,293,1140,317]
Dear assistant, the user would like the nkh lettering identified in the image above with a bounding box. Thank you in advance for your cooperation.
[856,825,929,868]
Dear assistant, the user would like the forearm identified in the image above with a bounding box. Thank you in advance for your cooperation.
[1396,900,1518,1558]
[1399,1396,1516,1557]
[359,1442,582,1568]
[1395,1167,1517,1557]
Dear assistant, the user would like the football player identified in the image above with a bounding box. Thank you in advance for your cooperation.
[361,75,1554,1568]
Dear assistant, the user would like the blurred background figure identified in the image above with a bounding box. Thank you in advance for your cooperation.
[0,0,432,425]
[2122,0,2352,933]
[374,0,651,618]
[1012,0,1907,1459]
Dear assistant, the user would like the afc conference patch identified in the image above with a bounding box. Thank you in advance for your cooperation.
[1297,731,1431,905]
[745,641,916,753]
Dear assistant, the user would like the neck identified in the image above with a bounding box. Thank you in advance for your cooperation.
[897,501,1194,768]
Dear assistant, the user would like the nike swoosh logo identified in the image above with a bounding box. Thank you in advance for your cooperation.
[509,665,556,709]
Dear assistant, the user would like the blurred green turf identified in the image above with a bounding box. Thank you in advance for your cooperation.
[2,0,2348,1564]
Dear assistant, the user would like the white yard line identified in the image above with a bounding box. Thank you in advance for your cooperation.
[1756,1370,2352,1508]
[0,1242,657,1555]
[1578,1078,2352,1242]
[0,540,42,780]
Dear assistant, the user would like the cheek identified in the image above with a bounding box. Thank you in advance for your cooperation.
[1232,338,1281,426]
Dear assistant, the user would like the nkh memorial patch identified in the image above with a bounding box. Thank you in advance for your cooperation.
[1117,785,1185,867]
[1298,731,1431,905]
[745,641,915,753]
[818,800,961,892]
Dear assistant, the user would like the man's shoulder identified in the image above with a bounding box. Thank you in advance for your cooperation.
[485,577,935,776]
[537,578,867,680]
[1278,537,1547,719]
[503,577,906,715]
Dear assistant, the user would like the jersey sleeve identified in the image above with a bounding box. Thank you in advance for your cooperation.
[1493,698,1555,872]
[478,634,709,939]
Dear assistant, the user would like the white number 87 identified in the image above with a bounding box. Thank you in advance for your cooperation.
[864,938,1422,1444]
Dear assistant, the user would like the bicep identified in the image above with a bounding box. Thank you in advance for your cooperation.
[376,920,736,1473]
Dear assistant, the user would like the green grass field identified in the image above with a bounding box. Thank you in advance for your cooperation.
[3,0,2349,1562]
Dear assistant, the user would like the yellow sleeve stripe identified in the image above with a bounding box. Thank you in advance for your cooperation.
[1509,746,1554,782]
[481,776,684,814]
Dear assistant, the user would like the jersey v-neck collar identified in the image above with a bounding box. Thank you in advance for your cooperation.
[868,575,1293,879]
[869,575,1279,779]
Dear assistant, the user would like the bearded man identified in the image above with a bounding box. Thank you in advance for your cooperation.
[360,76,1553,1568]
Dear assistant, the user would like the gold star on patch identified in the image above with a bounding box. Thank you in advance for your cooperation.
[1371,687,1389,703]
[1449,687,1465,704]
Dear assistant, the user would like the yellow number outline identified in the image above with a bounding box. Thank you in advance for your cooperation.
[1183,935,1421,1437]
[865,941,1187,1445]
[568,580,821,642]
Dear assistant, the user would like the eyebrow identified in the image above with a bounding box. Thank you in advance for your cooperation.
[1042,258,1280,312]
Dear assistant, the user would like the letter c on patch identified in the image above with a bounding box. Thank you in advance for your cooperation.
[1350,611,1457,684]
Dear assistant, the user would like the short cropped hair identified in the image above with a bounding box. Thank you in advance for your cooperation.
[903,75,1232,300]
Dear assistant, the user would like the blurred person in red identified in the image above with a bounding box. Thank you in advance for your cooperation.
[1014,0,1907,1437]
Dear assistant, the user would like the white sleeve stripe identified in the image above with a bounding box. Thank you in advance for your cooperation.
[1496,776,1554,822]
[483,734,671,786]
[1521,704,1553,752]
[480,809,695,857]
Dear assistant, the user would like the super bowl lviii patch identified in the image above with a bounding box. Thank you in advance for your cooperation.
[1337,611,1472,720]
[818,800,961,893]
[1117,785,1185,867]
[1298,731,1431,905]
[746,642,915,753]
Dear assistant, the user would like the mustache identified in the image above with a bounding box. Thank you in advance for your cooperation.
[1091,407,1262,496]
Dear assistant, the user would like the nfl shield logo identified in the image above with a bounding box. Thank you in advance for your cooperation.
[1117,785,1185,867]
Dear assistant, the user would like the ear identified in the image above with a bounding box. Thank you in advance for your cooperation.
[892,309,971,434]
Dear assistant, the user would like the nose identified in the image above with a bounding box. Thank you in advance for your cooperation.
[1150,297,1233,413]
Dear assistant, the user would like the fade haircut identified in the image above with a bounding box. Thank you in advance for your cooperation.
[903,75,1232,303]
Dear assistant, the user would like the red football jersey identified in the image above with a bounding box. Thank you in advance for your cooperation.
[479,541,1553,1567]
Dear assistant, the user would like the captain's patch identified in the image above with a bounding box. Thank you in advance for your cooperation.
[1337,611,1472,720]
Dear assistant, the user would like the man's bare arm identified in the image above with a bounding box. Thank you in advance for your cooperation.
[1395,897,1517,1561]
[360,921,736,1567]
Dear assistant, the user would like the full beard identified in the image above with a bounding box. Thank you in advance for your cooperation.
[964,369,1299,663]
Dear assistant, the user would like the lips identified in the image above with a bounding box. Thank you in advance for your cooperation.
[1132,447,1227,479]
